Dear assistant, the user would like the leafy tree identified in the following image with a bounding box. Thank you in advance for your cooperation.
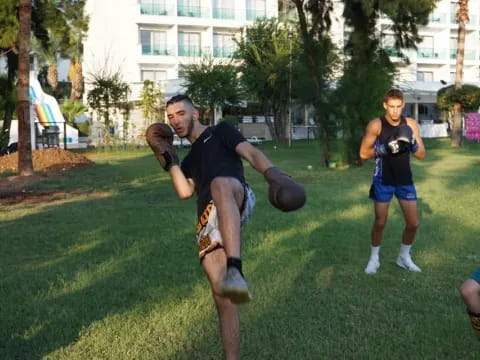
[140,80,165,125]
[451,0,469,147]
[60,99,88,126]
[338,0,438,164]
[437,84,480,128]
[86,67,131,144]
[182,57,242,125]
[290,0,340,163]
[235,19,303,142]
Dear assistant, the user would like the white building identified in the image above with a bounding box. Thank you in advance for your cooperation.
[81,0,480,141]
[82,0,277,141]
[329,0,480,122]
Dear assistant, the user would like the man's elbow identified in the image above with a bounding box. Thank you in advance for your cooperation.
[177,191,194,200]
[359,150,369,160]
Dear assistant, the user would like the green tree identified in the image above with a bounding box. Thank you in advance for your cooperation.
[182,57,242,125]
[291,0,339,163]
[60,99,88,126]
[451,0,469,147]
[87,67,131,144]
[338,0,438,164]
[437,85,480,129]
[140,80,165,125]
[235,19,307,142]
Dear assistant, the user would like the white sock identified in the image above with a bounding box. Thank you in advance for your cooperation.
[370,246,380,260]
[399,244,412,257]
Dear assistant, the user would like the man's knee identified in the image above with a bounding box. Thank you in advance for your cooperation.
[373,217,387,230]
[406,219,419,232]
[461,280,480,303]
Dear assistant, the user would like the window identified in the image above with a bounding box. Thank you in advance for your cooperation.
[178,32,202,56]
[141,70,167,82]
[213,33,235,57]
[140,0,167,15]
[140,30,168,55]
[417,71,434,81]
[246,0,266,20]
[178,0,201,17]
[213,0,235,19]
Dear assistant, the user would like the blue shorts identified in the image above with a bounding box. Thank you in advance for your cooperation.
[471,268,480,284]
[369,183,417,202]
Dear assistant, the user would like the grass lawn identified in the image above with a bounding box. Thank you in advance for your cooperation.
[0,138,479,359]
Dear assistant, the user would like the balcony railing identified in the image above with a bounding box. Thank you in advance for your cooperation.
[177,5,209,18]
[178,45,210,57]
[142,45,174,56]
[246,8,266,21]
[450,49,476,60]
[383,46,403,57]
[140,3,173,16]
[213,7,243,20]
[213,46,236,58]
[451,13,478,25]
[428,12,447,24]
[417,48,447,60]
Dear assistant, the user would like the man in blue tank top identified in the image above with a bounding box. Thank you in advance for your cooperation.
[359,89,426,275]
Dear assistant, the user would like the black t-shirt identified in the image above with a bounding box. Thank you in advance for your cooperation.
[181,122,246,217]
[374,116,413,186]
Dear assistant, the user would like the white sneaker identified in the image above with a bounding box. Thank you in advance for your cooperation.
[396,255,422,272]
[364,258,380,274]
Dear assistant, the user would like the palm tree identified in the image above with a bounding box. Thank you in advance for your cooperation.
[452,0,469,147]
[31,30,62,98]
[64,3,89,102]
[17,0,34,175]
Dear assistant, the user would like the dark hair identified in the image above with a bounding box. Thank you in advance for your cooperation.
[166,94,194,107]
[384,88,404,102]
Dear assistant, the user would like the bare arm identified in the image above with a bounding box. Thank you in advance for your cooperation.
[406,118,426,160]
[235,141,273,174]
[359,118,381,160]
[168,165,195,199]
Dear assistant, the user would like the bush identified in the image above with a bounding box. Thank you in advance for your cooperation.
[437,84,480,112]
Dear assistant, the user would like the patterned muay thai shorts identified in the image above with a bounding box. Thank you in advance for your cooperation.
[196,184,255,262]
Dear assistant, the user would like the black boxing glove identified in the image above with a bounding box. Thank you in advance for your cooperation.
[263,167,306,212]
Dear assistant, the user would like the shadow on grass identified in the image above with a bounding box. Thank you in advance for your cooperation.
[1,143,479,359]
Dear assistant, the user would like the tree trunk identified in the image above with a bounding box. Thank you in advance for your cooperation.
[47,64,59,99]
[17,0,34,176]
[0,51,18,151]
[452,0,468,147]
[70,60,84,102]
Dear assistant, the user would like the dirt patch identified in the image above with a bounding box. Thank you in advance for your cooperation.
[0,148,93,173]
[0,148,94,205]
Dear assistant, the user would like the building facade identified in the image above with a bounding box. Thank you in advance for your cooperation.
[82,0,480,142]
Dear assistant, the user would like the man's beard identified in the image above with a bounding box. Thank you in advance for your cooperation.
[179,115,195,139]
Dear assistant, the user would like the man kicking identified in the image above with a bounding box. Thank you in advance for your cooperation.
[359,88,426,275]
[460,268,480,341]
[146,94,305,359]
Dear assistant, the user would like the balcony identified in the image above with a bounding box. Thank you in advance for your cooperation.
[450,13,478,26]
[140,3,174,16]
[177,5,209,18]
[178,45,210,57]
[417,48,447,60]
[383,46,403,57]
[213,7,243,20]
[142,45,174,56]
[450,49,476,60]
[428,12,447,24]
[246,8,266,21]
[213,46,236,58]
